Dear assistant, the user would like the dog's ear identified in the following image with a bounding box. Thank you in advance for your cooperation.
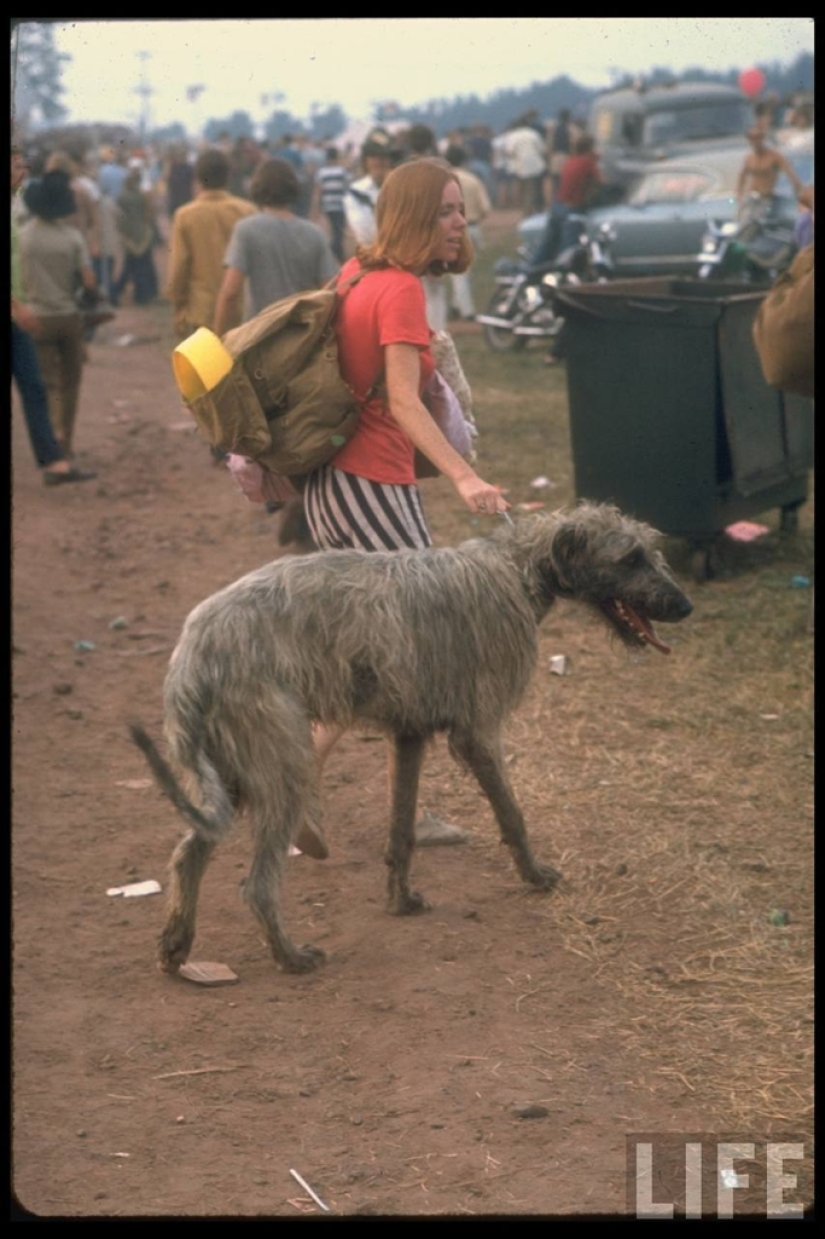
[547,518,589,591]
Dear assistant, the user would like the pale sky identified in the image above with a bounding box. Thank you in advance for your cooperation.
[14,18,816,132]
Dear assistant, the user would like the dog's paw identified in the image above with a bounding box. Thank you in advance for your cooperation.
[158,923,193,970]
[282,943,326,973]
[390,890,432,916]
[524,862,562,891]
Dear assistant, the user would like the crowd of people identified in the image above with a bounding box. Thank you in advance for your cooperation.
[12,98,814,498]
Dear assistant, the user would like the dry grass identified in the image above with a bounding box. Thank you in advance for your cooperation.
[421,229,814,1146]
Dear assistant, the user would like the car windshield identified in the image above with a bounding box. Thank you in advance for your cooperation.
[642,100,751,145]
[630,169,716,205]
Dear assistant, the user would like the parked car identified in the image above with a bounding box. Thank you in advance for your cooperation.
[519,136,814,280]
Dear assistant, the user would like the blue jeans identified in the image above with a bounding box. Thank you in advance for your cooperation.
[531,204,584,266]
[11,320,64,467]
[325,211,346,263]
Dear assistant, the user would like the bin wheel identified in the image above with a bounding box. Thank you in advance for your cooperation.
[780,503,801,535]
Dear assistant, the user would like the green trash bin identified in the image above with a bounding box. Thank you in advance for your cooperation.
[552,278,813,568]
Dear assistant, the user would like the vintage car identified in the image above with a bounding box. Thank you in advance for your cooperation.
[518,135,814,279]
[589,80,753,195]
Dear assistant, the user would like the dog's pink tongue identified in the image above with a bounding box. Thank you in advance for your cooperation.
[640,617,671,655]
[621,600,672,654]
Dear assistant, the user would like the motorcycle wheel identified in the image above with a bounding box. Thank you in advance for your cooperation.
[481,291,528,353]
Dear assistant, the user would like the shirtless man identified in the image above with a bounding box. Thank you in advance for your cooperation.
[737,127,804,215]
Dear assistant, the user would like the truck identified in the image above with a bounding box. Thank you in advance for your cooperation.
[589,80,754,197]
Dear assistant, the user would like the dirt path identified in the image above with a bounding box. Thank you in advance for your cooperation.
[12,281,812,1217]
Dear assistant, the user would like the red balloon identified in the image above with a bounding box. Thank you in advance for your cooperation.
[739,68,766,97]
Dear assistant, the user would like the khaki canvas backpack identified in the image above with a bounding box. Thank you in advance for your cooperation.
[172,269,378,478]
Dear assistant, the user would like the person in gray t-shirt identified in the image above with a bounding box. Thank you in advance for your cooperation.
[214,158,339,335]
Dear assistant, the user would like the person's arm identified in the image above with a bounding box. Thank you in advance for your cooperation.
[11,295,40,335]
[213,266,245,337]
[736,157,750,202]
[165,217,191,311]
[78,187,101,258]
[78,262,97,293]
[384,342,508,514]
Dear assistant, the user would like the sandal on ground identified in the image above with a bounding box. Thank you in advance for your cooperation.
[293,820,330,860]
[43,466,98,486]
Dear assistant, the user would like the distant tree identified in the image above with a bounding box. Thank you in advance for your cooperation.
[192,52,814,150]
[307,103,347,142]
[11,20,70,132]
[150,121,188,146]
[203,111,256,143]
[262,109,307,144]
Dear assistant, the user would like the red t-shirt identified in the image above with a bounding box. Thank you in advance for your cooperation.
[557,153,601,208]
[331,257,435,484]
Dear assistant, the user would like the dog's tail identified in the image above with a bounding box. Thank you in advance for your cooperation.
[129,722,233,843]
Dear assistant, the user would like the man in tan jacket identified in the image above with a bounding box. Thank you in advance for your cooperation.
[166,148,255,341]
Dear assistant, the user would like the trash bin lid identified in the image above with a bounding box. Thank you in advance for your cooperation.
[552,277,766,328]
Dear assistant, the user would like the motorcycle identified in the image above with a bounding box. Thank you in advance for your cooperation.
[697,193,798,284]
[476,217,616,353]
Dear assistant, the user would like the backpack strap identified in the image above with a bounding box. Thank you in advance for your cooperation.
[326,265,373,295]
[326,265,385,401]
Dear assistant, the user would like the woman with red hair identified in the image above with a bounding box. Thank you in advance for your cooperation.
[297,157,510,860]
[303,156,508,553]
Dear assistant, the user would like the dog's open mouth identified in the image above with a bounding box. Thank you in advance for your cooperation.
[604,598,672,654]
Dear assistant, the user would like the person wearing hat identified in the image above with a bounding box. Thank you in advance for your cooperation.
[11,146,96,485]
[343,127,400,248]
[19,168,100,463]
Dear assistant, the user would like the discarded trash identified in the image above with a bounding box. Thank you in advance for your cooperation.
[790,575,811,589]
[515,1104,549,1119]
[178,961,239,986]
[288,845,303,857]
[74,640,96,652]
[111,333,160,347]
[759,713,780,721]
[288,1169,330,1213]
[415,810,468,847]
[517,501,546,512]
[530,476,554,490]
[549,654,569,676]
[106,879,162,898]
[724,521,769,543]
[109,617,128,630]
[768,908,790,927]
[115,778,153,790]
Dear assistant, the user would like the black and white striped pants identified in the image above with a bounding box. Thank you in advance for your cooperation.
[303,464,433,552]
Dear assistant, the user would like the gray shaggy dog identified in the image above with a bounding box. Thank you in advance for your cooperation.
[132,502,692,975]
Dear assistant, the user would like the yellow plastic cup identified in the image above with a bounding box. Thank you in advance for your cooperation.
[172,327,234,403]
